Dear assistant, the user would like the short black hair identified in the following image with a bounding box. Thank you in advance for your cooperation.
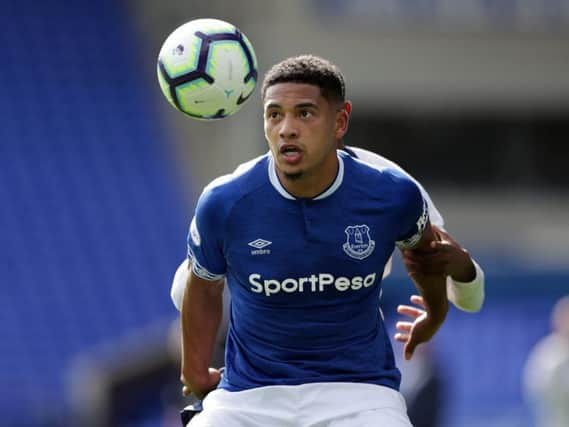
[261,54,346,104]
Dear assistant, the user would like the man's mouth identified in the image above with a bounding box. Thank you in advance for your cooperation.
[279,144,303,164]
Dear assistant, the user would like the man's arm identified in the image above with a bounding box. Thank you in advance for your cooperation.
[402,225,485,313]
[344,147,484,312]
[180,268,224,399]
[398,222,448,360]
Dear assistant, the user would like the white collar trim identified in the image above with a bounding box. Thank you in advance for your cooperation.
[268,152,344,200]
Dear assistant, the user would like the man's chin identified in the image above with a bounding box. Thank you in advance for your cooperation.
[276,160,304,181]
[283,171,303,181]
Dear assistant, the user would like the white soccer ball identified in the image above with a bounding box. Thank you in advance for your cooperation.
[157,19,258,120]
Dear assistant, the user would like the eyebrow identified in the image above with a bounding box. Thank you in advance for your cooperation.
[264,102,319,110]
[295,102,318,109]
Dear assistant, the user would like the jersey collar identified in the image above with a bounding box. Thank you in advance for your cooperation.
[268,151,345,200]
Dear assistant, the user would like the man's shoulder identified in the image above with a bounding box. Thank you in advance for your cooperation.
[343,150,416,189]
[345,146,445,228]
[199,154,269,210]
[343,152,422,217]
[233,153,269,175]
[203,154,268,194]
[346,146,406,174]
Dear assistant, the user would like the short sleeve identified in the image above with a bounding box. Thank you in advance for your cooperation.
[392,173,430,250]
[416,183,444,229]
[186,188,227,281]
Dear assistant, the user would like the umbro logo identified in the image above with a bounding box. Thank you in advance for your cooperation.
[248,238,272,255]
[248,239,271,249]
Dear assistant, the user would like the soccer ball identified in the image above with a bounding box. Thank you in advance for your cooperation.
[157,19,258,120]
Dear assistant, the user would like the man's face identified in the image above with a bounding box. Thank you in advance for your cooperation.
[263,83,342,182]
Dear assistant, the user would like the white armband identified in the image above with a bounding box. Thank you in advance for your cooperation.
[171,259,191,312]
[446,260,485,313]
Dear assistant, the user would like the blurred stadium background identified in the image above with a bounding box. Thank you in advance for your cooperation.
[1,0,568,426]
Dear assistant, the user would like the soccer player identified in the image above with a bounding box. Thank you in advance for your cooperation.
[181,55,455,426]
[523,295,569,427]
[171,161,485,426]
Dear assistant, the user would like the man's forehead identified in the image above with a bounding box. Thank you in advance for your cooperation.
[264,83,322,107]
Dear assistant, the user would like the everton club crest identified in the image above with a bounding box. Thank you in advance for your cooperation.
[343,225,375,260]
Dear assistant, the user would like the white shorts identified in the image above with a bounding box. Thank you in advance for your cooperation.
[188,382,412,427]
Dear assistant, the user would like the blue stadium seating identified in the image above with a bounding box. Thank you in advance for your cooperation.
[0,1,186,424]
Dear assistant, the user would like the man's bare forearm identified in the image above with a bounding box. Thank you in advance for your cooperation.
[410,272,448,324]
[406,223,449,325]
[181,271,223,389]
[400,250,448,359]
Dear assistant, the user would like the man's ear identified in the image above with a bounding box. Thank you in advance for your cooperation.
[335,101,352,140]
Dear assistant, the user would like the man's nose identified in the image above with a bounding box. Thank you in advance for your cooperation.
[279,115,298,139]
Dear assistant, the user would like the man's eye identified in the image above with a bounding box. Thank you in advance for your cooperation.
[267,111,280,119]
[300,110,312,118]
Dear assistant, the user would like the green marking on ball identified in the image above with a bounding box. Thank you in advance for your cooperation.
[198,21,236,35]
[206,40,243,78]
[175,78,211,113]
[162,36,202,79]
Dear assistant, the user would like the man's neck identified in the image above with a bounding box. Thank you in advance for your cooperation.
[277,153,339,199]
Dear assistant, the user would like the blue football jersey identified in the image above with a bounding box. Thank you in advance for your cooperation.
[187,151,428,392]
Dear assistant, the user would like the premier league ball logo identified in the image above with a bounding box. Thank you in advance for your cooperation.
[343,225,375,260]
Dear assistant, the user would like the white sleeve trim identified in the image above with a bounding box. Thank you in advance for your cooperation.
[446,260,485,313]
[170,258,225,311]
[187,246,225,282]
[395,198,429,250]
[192,258,225,282]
